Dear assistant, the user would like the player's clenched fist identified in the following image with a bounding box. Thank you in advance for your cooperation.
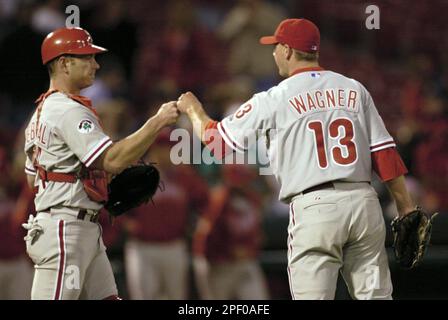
[177,91,202,114]
[156,101,180,126]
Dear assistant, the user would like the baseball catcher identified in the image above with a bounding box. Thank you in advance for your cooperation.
[105,162,160,217]
[391,207,438,269]
[23,27,178,300]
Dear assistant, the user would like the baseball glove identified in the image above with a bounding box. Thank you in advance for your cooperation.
[104,163,160,217]
[391,207,438,269]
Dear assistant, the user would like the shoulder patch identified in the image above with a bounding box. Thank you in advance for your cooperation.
[77,119,95,133]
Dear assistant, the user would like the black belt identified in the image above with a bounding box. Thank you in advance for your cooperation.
[45,208,100,223]
[302,182,334,194]
[77,209,99,223]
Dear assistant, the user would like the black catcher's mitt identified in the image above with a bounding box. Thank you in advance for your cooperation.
[391,207,438,269]
[104,163,160,217]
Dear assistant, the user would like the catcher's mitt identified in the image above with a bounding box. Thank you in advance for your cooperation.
[104,163,160,217]
[391,207,438,269]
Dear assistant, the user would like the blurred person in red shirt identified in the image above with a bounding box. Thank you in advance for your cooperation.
[192,163,270,300]
[413,92,448,210]
[0,147,33,299]
[123,129,209,299]
[134,0,225,104]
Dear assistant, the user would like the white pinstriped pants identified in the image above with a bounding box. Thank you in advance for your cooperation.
[287,182,393,300]
[25,212,118,300]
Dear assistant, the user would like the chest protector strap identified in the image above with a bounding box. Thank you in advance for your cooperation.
[32,90,109,204]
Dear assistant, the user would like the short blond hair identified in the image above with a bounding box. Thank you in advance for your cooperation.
[46,54,78,76]
[46,58,58,76]
[294,50,319,62]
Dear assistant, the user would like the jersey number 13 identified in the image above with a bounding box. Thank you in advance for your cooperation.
[307,118,358,169]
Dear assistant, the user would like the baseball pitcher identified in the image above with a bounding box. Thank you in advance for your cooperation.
[177,19,422,300]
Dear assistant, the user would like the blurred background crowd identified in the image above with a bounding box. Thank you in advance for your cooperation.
[0,0,447,299]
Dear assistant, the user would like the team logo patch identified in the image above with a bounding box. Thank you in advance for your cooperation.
[78,119,94,133]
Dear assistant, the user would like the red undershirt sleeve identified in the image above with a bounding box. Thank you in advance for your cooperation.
[371,147,408,181]
[203,120,234,160]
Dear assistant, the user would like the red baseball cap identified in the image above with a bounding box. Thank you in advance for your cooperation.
[259,18,320,53]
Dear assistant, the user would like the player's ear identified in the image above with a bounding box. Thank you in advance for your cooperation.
[284,44,293,60]
[58,56,71,74]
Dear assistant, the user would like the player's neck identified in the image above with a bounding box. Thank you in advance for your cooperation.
[288,61,320,77]
[48,78,81,95]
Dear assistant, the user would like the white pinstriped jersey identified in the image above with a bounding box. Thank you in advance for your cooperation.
[218,69,395,202]
[24,92,112,212]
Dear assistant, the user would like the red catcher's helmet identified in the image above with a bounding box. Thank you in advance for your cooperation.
[41,27,107,65]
